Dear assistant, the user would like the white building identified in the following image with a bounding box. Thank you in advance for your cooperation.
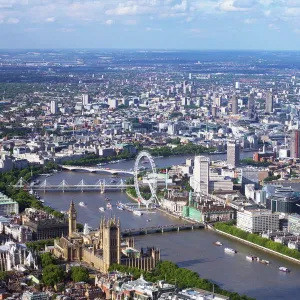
[190,156,210,194]
[237,209,279,233]
[50,100,58,114]
[0,192,19,216]
[235,81,240,89]
[82,93,91,105]
[108,98,118,109]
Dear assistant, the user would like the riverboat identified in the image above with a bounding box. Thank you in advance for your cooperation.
[117,203,124,210]
[224,248,237,254]
[260,260,270,265]
[246,255,259,261]
[279,267,290,273]
[133,210,142,216]
[214,241,223,246]
[106,203,112,210]
[99,207,105,212]
[79,202,87,207]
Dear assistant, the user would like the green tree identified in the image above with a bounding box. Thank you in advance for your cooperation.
[0,271,8,282]
[42,265,65,287]
[40,253,56,268]
[70,266,89,282]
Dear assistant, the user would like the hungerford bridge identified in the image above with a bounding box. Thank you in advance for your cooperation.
[13,177,134,193]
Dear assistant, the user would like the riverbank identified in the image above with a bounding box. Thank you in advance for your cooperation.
[211,226,300,265]
[126,190,197,224]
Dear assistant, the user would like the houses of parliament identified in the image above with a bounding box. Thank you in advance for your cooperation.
[53,201,160,273]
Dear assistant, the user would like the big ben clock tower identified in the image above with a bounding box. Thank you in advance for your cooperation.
[68,200,77,237]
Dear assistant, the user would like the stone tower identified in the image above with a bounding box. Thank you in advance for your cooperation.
[68,200,77,237]
[102,217,120,271]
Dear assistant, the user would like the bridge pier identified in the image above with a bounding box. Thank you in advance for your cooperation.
[177,227,180,231]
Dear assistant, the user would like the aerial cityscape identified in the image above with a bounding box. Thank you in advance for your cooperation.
[2,1,300,300]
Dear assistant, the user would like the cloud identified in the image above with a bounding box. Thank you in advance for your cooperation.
[171,0,188,12]
[244,18,256,23]
[268,23,279,31]
[6,17,19,24]
[106,5,151,16]
[145,27,162,31]
[105,19,114,25]
[45,17,55,23]
[218,0,250,12]
[189,28,201,34]
[58,27,75,33]
[124,19,137,25]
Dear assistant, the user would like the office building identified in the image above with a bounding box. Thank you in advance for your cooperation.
[237,209,280,233]
[191,156,210,194]
[227,140,240,168]
[189,73,192,80]
[265,92,273,113]
[288,214,300,235]
[231,94,238,114]
[290,129,300,158]
[0,192,19,215]
[50,100,58,114]
[235,81,240,89]
[266,186,300,214]
[247,93,255,119]
[82,93,91,105]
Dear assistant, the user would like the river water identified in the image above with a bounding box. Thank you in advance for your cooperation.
[37,152,300,300]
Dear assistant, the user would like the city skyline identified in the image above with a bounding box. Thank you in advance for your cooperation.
[1,0,300,50]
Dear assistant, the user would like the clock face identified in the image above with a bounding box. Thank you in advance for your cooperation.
[72,213,76,218]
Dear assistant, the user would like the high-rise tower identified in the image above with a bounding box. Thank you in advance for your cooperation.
[265,92,273,113]
[248,93,255,119]
[231,94,238,114]
[291,129,300,159]
[68,200,77,237]
[227,140,240,168]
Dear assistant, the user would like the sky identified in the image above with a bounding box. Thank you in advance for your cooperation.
[1,0,300,50]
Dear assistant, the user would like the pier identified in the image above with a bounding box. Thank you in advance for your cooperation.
[121,223,204,237]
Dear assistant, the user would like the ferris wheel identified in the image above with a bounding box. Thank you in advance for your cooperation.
[134,151,158,207]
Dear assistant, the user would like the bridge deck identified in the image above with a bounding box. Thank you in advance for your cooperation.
[121,223,204,236]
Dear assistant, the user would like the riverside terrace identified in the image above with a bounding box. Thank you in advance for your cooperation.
[121,223,204,237]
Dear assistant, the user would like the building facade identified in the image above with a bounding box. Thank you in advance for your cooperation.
[190,156,210,194]
[237,209,279,233]
[265,92,273,113]
[0,192,19,216]
[227,140,240,168]
[291,129,300,159]
[54,201,160,273]
[288,214,300,236]
[231,94,238,114]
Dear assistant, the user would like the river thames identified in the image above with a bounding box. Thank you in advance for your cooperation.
[38,153,300,300]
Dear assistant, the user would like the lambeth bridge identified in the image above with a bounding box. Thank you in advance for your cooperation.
[121,223,204,237]
[60,165,134,175]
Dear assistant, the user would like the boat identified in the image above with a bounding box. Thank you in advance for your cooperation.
[106,203,112,210]
[79,202,87,207]
[147,219,152,222]
[246,255,259,261]
[279,267,290,273]
[116,203,124,210]
[260,260,270,265]
[105,197,110,201]
[133,210,143,216]
[99,207,105,212]
[39,199,45,204]
[214,241,223,246]
[224,248,237,254]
